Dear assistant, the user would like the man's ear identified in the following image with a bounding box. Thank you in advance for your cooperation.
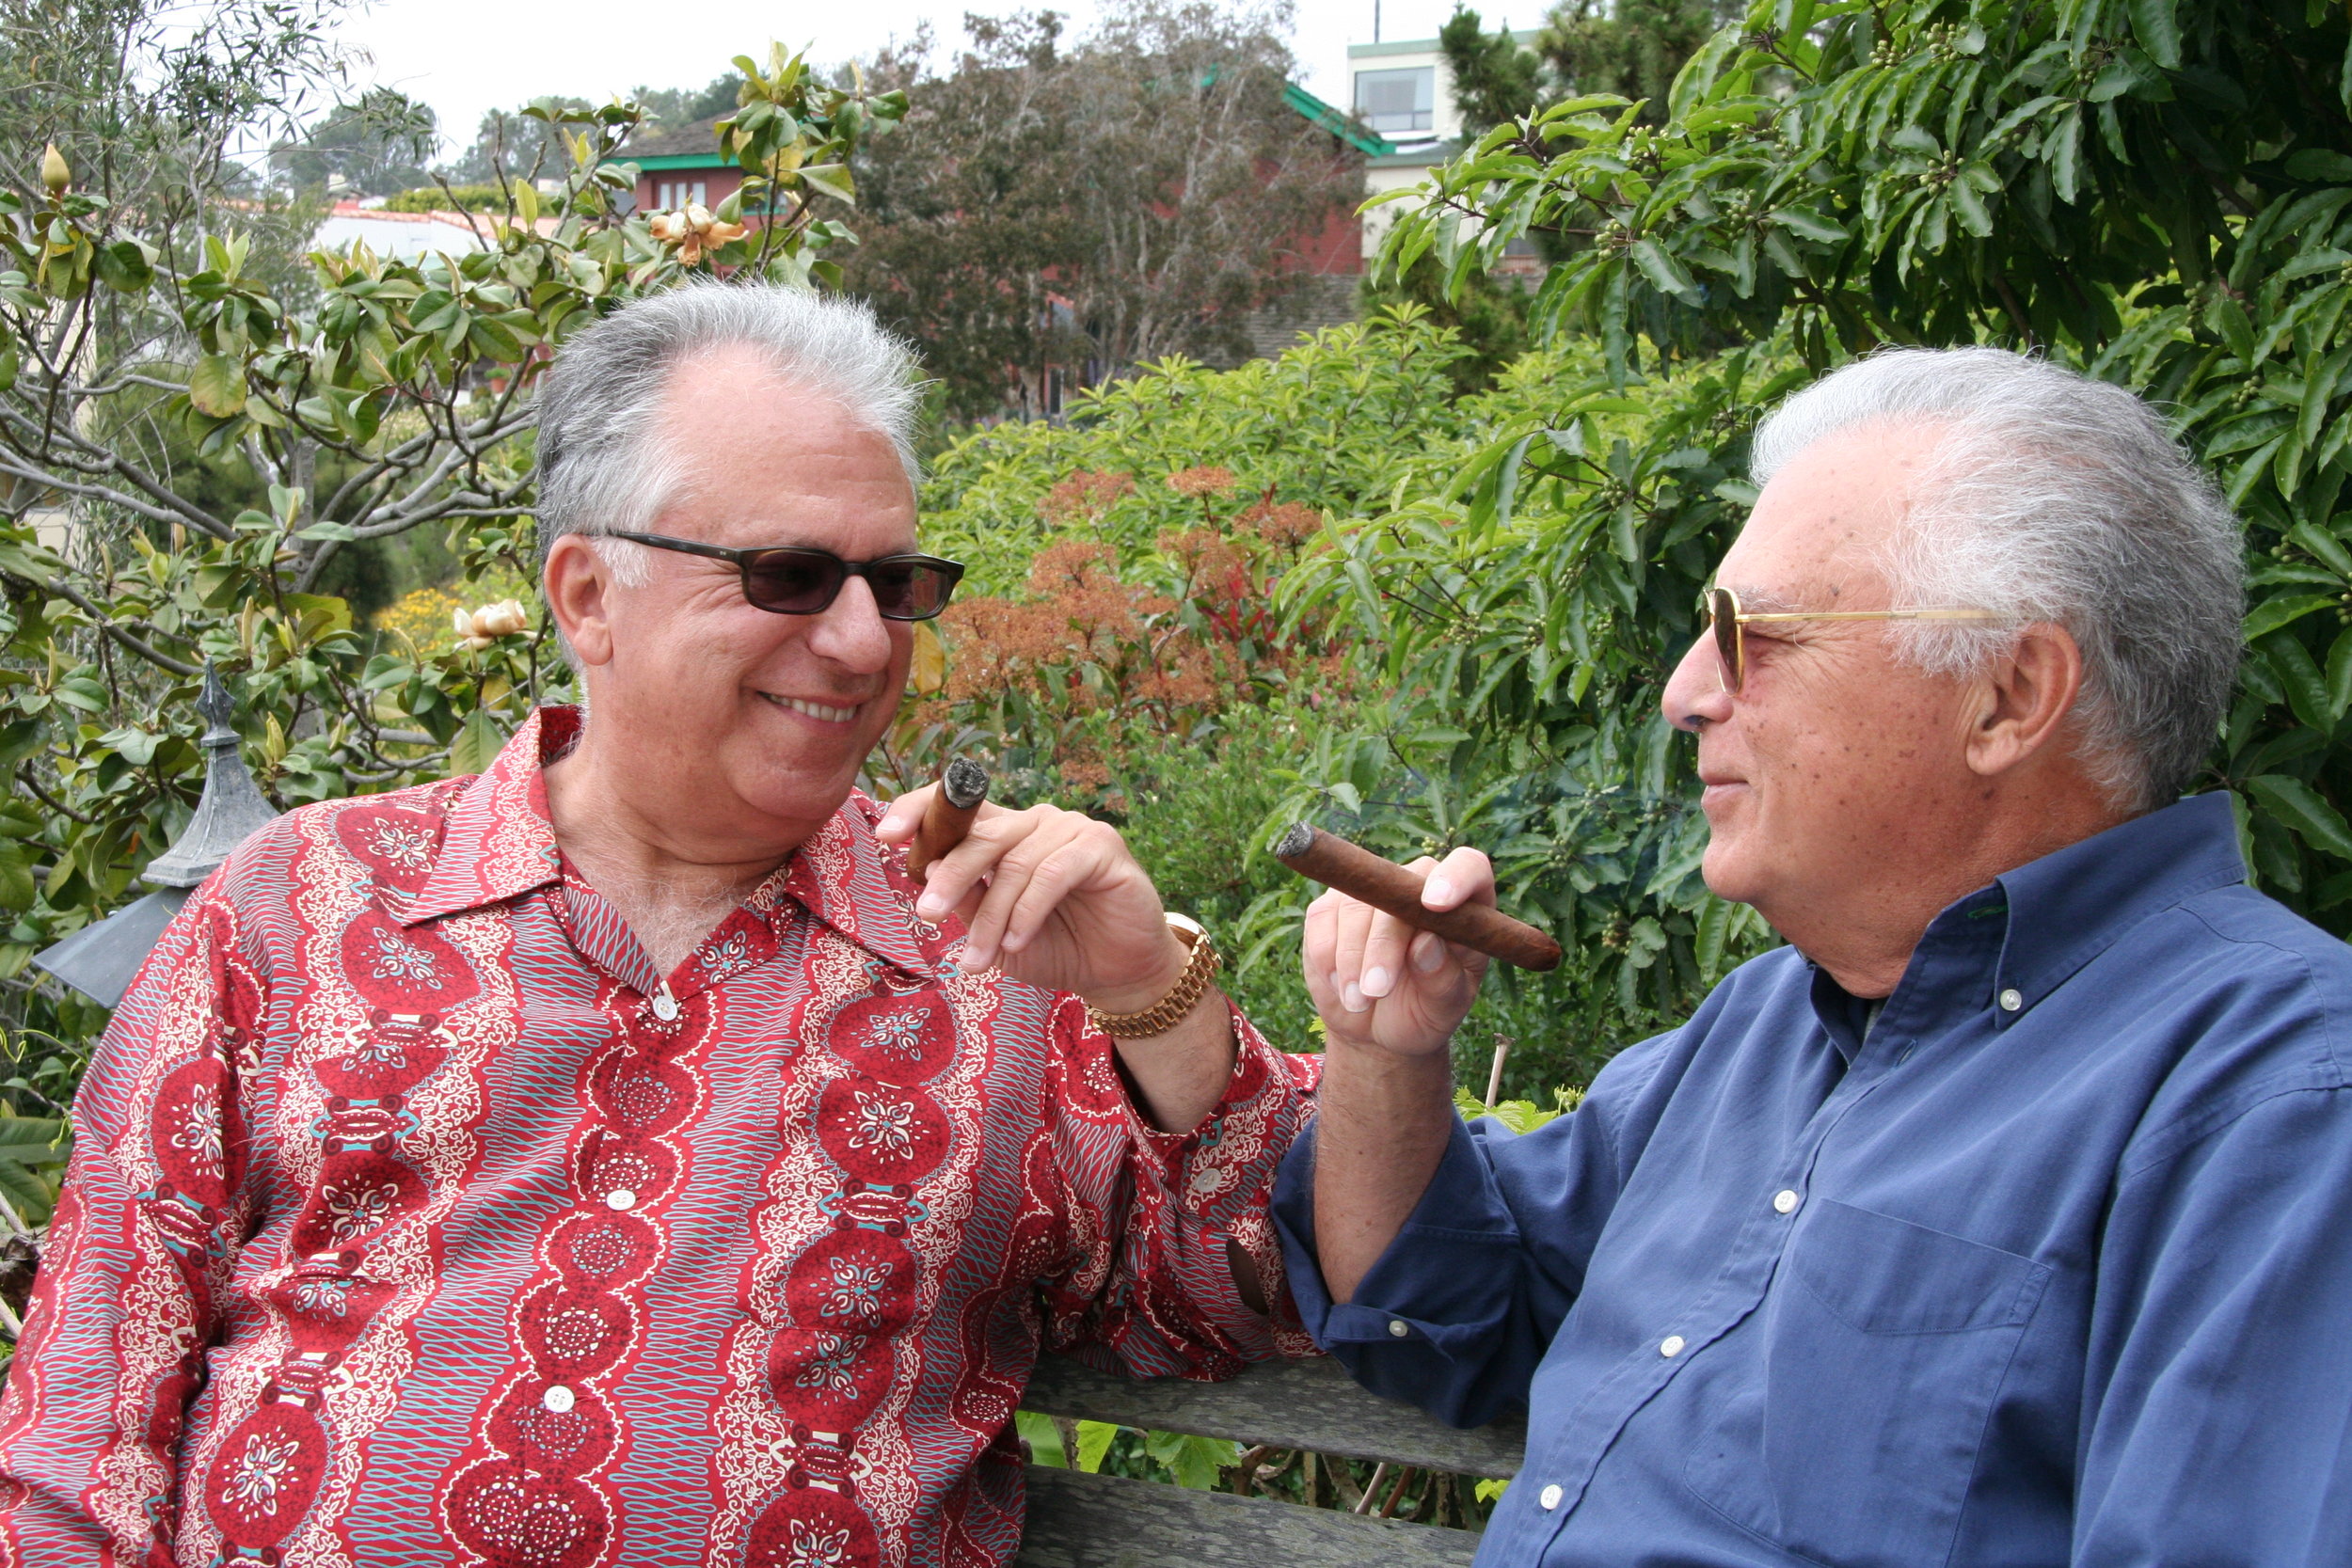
[543,535,618,669]
[1964,623,2085,778]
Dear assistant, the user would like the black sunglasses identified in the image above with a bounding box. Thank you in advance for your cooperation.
[610,531,964,622]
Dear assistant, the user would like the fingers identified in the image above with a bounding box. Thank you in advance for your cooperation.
[967,828,1115,970]
[874,783,936,845]
[1420,846,1496,912]
[1358,856,1437,1002]
[914,805,1150,975]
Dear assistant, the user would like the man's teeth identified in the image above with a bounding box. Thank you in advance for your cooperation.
[769,695,859,722]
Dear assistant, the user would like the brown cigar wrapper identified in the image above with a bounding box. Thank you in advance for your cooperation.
[907,757,993,880]
[1275,822,1564,972]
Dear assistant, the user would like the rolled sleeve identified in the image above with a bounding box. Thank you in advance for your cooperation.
[1274,1064,1650,1429]
[1041,998,1320,1376]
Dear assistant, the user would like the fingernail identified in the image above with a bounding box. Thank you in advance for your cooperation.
[1341,980,1367,1013]
[1413,940,1446,973]
[1361,965,1391,998]
[916,895,944,921]
[1425,879,1454,905]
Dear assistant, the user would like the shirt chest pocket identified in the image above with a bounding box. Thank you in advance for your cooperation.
[1681,1198,2051,1568]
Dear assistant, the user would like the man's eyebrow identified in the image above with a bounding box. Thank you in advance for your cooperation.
[1724,584,1806,614]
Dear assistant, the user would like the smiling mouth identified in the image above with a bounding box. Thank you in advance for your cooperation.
[761,693,862,723]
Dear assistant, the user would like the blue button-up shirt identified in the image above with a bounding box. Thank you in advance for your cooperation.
[1275,794,2352,1567]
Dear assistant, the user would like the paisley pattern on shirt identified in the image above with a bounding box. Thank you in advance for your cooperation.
[0,707,1317,1568]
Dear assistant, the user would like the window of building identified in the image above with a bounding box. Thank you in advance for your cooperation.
[1355,66,1435,133]
[653,180,707,211]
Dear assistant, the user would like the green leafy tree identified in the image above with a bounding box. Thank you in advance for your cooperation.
[1385,0,2352,928]
[1308,0,2352,1094]
[847,0,1364,415]
[1439,0,1735,135]
[273,87,438,197]
[628,72,748,133]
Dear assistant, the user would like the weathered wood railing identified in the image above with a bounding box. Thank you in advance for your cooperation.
[1015,1354,1524,1566]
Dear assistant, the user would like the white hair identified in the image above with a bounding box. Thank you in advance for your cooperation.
[535,280,926,594]
[1751,346,2243,812]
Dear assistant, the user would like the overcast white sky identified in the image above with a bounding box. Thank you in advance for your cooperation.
[333,0,1476,153]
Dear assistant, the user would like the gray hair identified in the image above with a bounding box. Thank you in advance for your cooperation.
[1750,346,2243,812]
[534,281,925,592]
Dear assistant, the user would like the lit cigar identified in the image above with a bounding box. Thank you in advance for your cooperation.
[908,756,991,879]
[1275,822,1563,972]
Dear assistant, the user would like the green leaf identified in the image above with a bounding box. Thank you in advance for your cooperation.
[0,840,34,911]
[2329,624,2352,721]
[450,707,506,777]
[2263,635,2334,732]
[1014,1410,1066,1467]
[187,354,246,418]
[2285,149,2352,184]
[2289,520,2352,578]
[2244,594,2337,640]
[1143,1429,1237,1490]
[1074,1421,1118,1474]
[799,163,856,205]
[2247,774,2352,863]
[1629,239,1702,304]
[2127,0,2181,70]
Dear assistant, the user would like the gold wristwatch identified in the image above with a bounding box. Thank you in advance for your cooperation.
[1084,913,1222,1038]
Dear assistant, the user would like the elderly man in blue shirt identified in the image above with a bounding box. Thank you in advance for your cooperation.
[1275,345,2352,1567]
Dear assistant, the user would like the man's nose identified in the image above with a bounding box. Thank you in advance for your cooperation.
[806,574,896,673]
[1662,634,1733,733]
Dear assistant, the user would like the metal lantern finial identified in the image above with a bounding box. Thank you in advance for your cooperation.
[31,663,280,1006]
[141,663,279,891]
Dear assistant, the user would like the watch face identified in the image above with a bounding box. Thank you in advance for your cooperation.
[1165,912,1205,942]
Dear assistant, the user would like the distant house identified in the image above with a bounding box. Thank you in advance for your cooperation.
[313,200,492,259]
[620,121,739,216]
[1346,32,1544,275]
[622,92,1382,393]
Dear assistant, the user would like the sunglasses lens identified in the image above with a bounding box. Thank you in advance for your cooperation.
[742,550,846,613]
[1708,587,1741,691]
[866,561,958,621]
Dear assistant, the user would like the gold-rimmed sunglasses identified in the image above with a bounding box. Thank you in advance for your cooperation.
[1701,586,2004,692]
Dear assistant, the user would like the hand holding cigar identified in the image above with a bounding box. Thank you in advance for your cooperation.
[906,756,991,879]
[1277,822,1562,972]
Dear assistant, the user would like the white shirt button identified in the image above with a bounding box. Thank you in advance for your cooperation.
[542,1385,576,1414]
[604,1189,637,1211]
[651,991,680,1022]
[1660,1335,1686,1358]
[1773,1189,1801,1214]
[1388,1319,1410,1338]
[1538,1483,1564,1511]
[1998,988,2024,1012]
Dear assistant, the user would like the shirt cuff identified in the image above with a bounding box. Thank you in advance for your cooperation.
[1122,1001,1321,1230]
[1274,1113,1522,1356]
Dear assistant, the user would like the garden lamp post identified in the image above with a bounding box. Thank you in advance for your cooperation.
[30,664,279,1008]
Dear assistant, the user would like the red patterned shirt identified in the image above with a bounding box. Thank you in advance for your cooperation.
[0,707,1318,1568]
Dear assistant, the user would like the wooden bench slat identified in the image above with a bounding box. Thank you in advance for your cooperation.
[1015,1465,1483,1567]
[1020,1354,1524,1478]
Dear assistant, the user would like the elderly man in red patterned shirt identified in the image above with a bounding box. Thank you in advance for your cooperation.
[0,282,1319,1567]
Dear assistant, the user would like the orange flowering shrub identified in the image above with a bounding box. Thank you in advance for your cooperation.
[1039,469,1136,526]
[1165,465,1238,499]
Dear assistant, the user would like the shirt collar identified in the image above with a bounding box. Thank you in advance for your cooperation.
[389,705,931,982]
[1811,792,2248,1050]
[1988,790,2247,1022]
[387,705,570,927]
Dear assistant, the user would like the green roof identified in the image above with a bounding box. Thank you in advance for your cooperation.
[615,81,1393,175]
[1283,80,1393,158]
